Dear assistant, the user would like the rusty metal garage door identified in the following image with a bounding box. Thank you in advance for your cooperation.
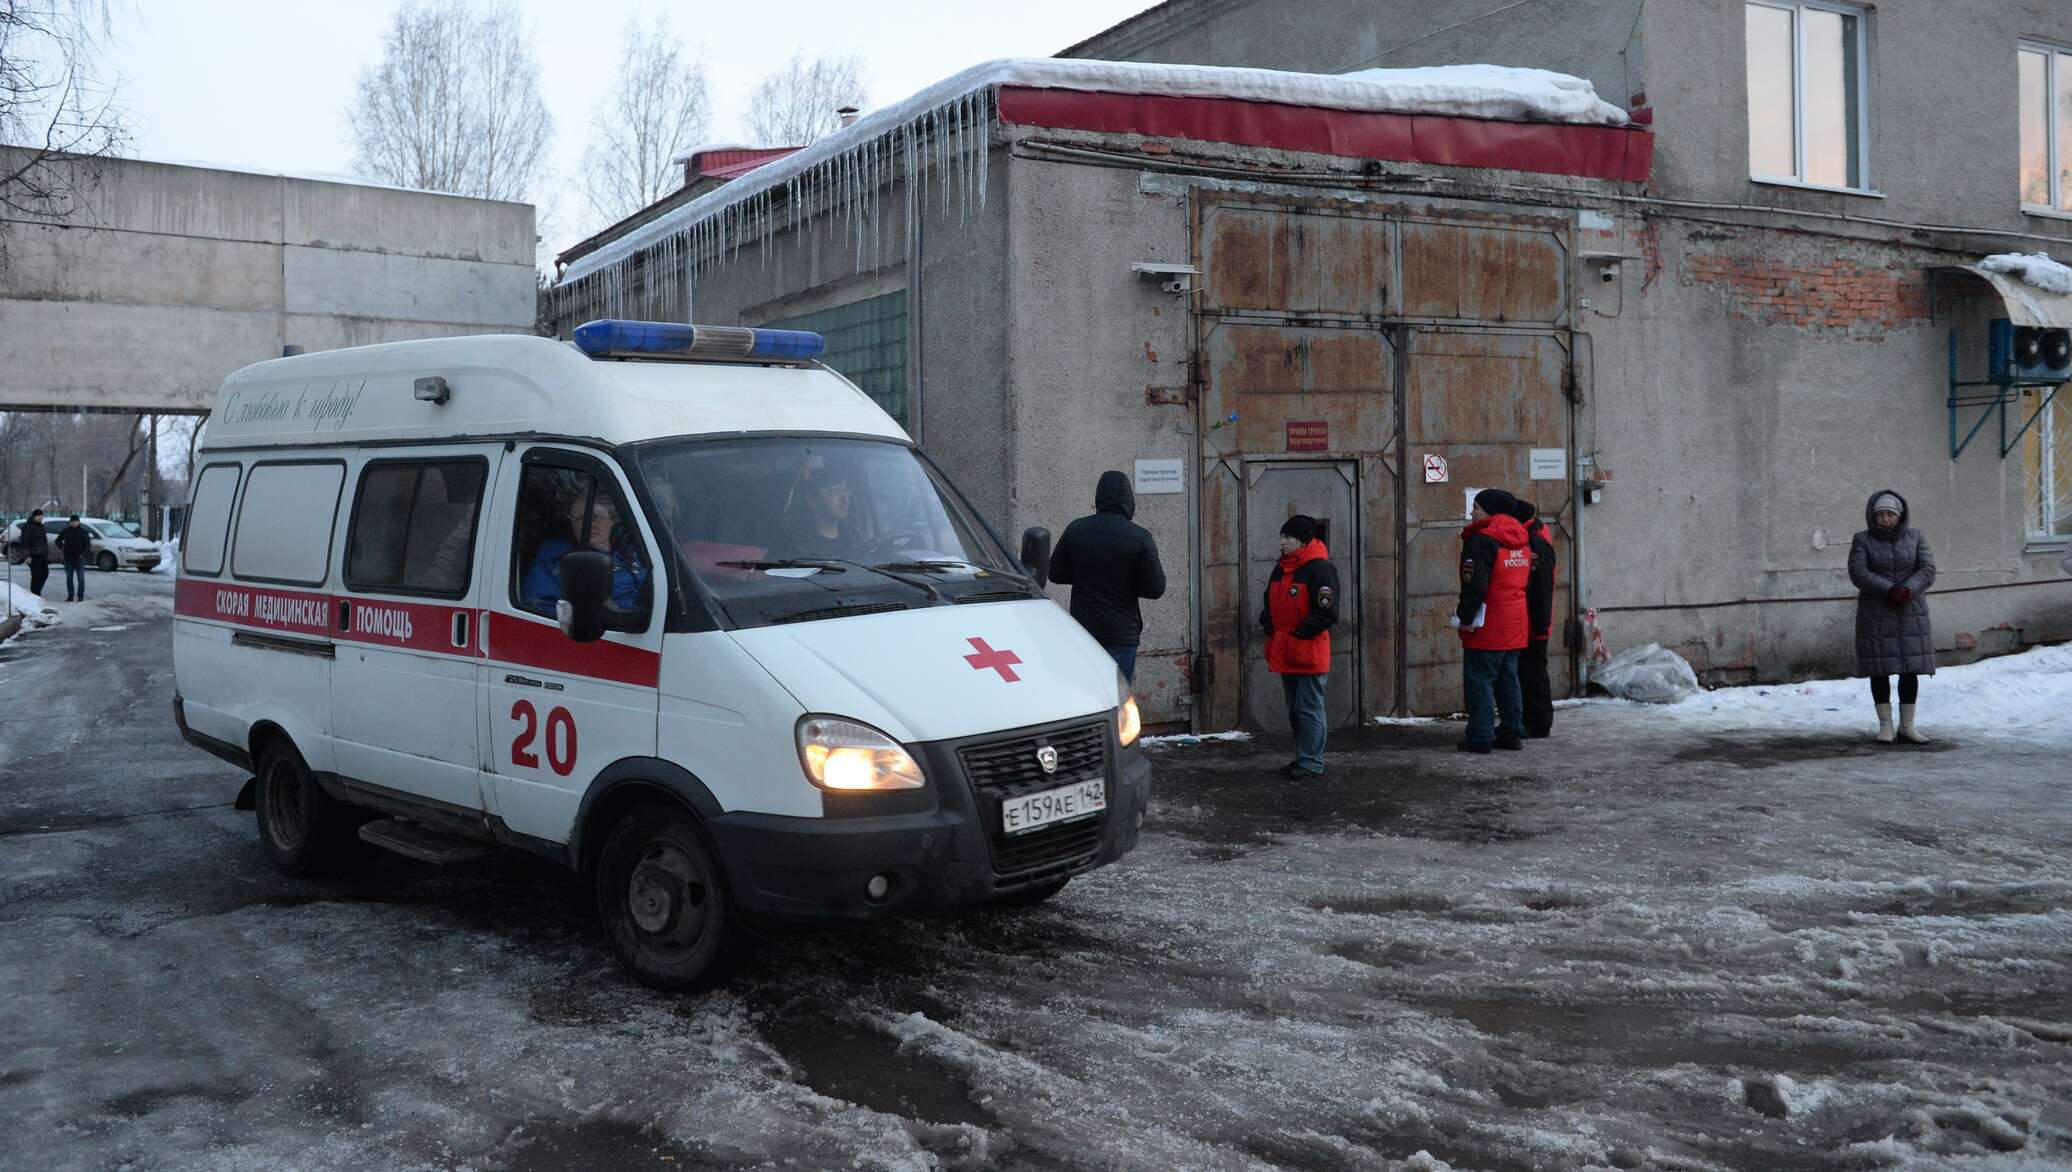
[1193,191,1572,727]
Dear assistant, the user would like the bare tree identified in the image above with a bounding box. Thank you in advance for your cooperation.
[347,0,551,202]
[578,16,710,225]
[0,0,129,273]
[741,52,865,147]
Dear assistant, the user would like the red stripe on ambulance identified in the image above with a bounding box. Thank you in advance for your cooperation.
[485,612,660,688]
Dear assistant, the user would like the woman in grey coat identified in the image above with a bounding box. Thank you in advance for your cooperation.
[1847,490,1936,743]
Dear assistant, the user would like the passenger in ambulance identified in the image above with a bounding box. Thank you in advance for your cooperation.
[522,501,650,612]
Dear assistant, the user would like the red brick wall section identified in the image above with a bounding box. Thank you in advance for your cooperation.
[1682,254,1931,341]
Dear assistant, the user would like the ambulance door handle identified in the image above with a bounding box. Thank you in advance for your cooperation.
[452,611,470,650]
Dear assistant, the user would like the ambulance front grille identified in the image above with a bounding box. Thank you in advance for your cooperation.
[958,721,1110,877]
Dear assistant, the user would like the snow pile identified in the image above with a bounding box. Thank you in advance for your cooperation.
[4,581,45,617]
[1141,730,1252,748]
[1581,642,2072,739]
[152,540,178,575]
[1978,252,2072,295]
[556,57,1630,299]
[1339,64,1628,124]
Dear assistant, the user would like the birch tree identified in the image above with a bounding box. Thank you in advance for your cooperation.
[0,0,129,274]
[347,0,551,202]
[741,52,865,146]
[578,16,711,224]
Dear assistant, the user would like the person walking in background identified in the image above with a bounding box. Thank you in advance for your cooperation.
[1048,470,1167,683]
[1260,515,1339,778]
[1455,490,1532,754]
[1848,490,1936,744]
[1510,498,1557,739]
[19,509,50,598]
[55,515,91,603]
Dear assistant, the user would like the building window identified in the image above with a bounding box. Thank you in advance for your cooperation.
[1745,1,1870,190]
[2018,44,2072,213]
[2022,390,2072,540]
[766,291,909,430]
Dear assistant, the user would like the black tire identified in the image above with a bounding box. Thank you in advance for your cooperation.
[595,801,740,991]
[253,739,355,876]
[96,551,117,572]
[991,877,1070,909]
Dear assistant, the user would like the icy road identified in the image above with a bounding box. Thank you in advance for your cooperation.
[2,575,2067,1170]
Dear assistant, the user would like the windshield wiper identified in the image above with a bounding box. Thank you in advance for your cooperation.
[876,559,1036,587]
[718,557,941,602]
[716,559,849,572]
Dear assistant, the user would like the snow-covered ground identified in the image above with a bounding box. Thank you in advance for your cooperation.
[2,585,2065,1170]
[1576,642,2072,742]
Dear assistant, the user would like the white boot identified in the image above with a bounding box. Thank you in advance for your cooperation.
[1898,703,1929,744]
[1874,703,1896,743]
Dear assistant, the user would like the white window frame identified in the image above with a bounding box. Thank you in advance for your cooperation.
[2018,41,2071,218]
[1747,0,1874,194]
[2029,392,2068,542]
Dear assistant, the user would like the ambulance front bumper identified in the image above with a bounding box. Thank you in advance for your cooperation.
[707,715,1153,923]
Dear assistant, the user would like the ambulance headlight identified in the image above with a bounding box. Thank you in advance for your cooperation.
[797,716,926,791]
[1117,677,1143,748]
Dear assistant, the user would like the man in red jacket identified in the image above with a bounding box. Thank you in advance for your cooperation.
[1456,489,1532,753]
[1259,515,1339,778]
[1510,498,1558,738]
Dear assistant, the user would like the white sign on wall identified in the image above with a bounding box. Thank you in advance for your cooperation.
[1463,487,1485,521]
[1529,448,1568,481]
[1423,453,1449,483]
[1134,458,1184,495]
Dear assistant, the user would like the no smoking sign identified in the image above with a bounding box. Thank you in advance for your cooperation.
[1423,454,1450,483]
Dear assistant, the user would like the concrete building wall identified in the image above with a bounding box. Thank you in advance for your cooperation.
[1576,213,2072,681]
[1070,0,2072,245]
[1004,153,1198,722]
[0,153,537,413]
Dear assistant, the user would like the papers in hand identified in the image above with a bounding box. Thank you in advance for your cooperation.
[1449,604,1487,631]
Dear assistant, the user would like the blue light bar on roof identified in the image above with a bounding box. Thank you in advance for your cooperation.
[572,319,825,362]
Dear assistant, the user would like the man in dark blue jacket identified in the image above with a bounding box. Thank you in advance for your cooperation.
[1048,471,1167,682]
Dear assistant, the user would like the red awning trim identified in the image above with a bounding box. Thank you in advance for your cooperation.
[995,86,1652,184]
[692,147,802,180]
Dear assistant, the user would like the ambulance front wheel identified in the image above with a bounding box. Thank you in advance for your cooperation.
[596,801,741,991]
[254,739,355,876]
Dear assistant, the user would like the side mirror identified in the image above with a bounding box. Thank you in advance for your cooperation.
[1020,526,1052,588]
[556,550,613,643]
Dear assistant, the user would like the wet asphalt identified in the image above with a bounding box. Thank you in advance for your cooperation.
[1,575,2068,1170]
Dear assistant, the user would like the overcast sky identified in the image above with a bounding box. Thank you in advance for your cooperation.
[102,0,1161,261]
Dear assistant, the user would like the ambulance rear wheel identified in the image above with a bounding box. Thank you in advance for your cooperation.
[596,802,739,991]
[254,740,353,876]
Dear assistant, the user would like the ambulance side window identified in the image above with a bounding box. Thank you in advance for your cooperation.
[344,458,488,598]
[182,462,241,577]
[230,461,345,587]
[509,457,651,619]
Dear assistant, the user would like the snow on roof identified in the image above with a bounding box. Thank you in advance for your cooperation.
[1979,252,2072,296]
[141,156,520,203]
[559,57,1629,287]
[668,142,755,166]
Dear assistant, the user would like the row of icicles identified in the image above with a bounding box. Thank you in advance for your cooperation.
[553,87,997,327]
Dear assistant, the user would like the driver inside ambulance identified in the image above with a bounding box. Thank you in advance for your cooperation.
[779,458,860,560]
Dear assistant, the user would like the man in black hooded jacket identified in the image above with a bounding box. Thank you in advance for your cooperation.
[1049,471,1167,682]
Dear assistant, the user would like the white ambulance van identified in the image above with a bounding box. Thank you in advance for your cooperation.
[173,320,1152,989]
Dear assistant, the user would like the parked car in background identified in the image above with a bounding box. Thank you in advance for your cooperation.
[5,517,161,571]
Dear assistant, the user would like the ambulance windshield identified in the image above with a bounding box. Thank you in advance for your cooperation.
[633,436,1034,627]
